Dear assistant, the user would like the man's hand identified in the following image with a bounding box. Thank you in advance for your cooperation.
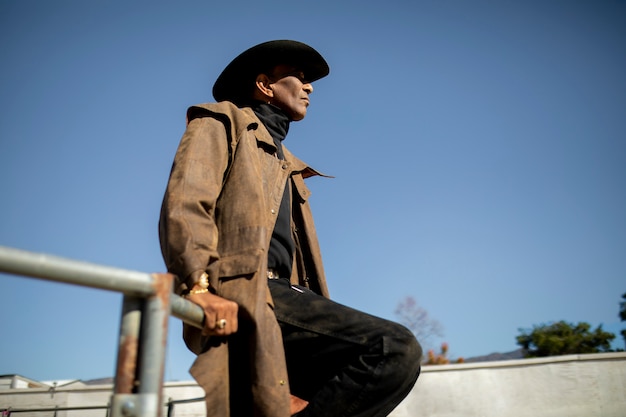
[187,288,238,336]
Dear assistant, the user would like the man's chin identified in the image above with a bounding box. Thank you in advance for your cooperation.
[291,111,307,122]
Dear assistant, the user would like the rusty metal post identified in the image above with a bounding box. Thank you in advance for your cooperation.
[114,295,143,395]
[137,274,173,412]
[110,274,173,417]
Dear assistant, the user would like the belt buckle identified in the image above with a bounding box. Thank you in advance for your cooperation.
[267,269,280,279]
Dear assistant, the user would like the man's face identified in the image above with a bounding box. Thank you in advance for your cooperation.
[268,65,313,121]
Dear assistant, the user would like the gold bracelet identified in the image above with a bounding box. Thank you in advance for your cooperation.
[188,288,210,295]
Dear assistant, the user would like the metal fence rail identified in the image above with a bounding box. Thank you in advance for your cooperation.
[0,396,206,417]
[1,404,110,416]
[0,246,206,417]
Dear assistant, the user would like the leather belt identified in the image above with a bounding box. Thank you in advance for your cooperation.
[267,269,281,279]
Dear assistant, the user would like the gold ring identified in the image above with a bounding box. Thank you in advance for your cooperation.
[217,319,227,329]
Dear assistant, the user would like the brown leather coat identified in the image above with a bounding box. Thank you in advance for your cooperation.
[159,101,330,416]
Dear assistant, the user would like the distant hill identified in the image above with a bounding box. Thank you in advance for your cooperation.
[464,348,525,363]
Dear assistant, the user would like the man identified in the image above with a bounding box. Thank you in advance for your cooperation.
[159,40,422,417]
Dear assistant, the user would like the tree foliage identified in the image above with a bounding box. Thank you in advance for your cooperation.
[394,296,444,351]
[516,320,615,358]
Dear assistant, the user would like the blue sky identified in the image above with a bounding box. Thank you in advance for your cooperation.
[1,0,625,382]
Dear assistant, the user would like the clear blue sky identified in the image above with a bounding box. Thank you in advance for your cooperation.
[1,0,624,382]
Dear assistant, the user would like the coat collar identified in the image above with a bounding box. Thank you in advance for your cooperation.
[241,107,331,179]
[187,102,332,179]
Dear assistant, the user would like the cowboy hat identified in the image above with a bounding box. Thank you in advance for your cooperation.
[212,40,330,104]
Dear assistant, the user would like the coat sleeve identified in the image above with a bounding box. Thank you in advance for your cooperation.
[159,114,232,290]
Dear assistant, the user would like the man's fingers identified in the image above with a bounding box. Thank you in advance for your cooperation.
[229,314,238,333]
[215,303,238,335]
[187,292,239,336]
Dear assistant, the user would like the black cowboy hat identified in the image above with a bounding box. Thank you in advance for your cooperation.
[212,40,330,105]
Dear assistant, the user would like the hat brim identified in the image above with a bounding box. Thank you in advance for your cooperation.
[212,40,330,105]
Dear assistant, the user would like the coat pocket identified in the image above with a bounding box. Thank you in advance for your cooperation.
[216,251,263,280]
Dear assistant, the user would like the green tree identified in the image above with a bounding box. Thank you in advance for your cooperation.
[619,292,626,349]
[516,320,615,358]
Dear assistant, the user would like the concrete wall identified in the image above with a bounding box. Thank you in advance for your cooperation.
[1,352,625,416]
[391,352,626,417]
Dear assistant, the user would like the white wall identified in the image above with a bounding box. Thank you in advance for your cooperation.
[391,352,626,417]
[1,352,625,417]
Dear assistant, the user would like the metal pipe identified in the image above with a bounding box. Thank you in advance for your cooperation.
[114,295,143,395]
[0,246,154,296]
[0,245,205,329]
[170,294,204,329]
[136,273,172,417]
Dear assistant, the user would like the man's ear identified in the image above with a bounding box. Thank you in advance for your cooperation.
[254,74,274,99]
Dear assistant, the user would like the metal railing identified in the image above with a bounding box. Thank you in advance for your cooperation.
[1,404,110,416]
[0,396,206,416]
[0,245,206,417]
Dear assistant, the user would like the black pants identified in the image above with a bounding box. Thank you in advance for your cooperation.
[268,278,422,417]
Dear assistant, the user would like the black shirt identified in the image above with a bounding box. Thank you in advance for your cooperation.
[252,103,295,279]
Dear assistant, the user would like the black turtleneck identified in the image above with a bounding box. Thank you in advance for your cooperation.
[252,103,295,279]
